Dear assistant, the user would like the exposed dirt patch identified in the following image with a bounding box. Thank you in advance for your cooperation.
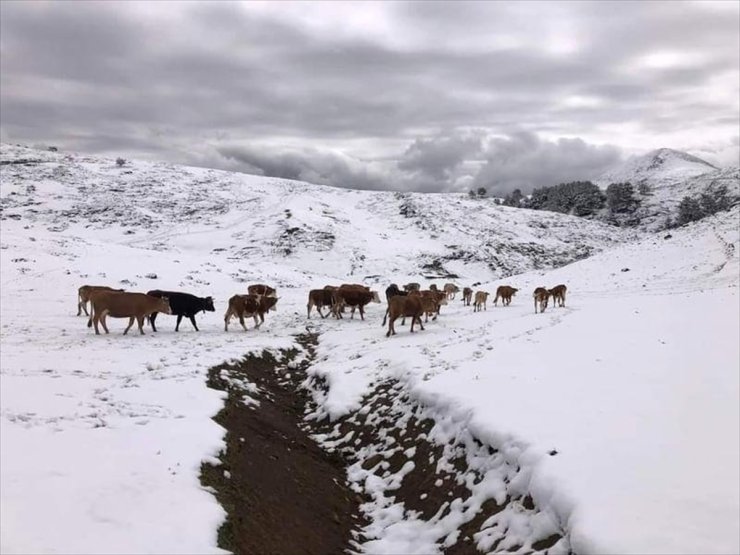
[200,333,365,554]
[202,334,571,554]
[307,380,572,554]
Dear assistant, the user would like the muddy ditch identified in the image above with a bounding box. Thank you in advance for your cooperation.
[201,332,572,554]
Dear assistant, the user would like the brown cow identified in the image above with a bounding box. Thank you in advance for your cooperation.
[333,285,381,320]
[462,287,473,306]
[533,287,549,313]
[247,284,277,297]
[549,284,567,307]
[307,289,335,319]
[493,286,518,307]
[88,292,171,335]
[473,291,489,312]
[224,294,279,331]
[77,285,124,316]
[419,289,448,322]
[443,283,460,300]
[383,295,425,337]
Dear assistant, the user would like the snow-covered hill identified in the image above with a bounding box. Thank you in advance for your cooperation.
[1,144,738,555]
[0,143,639,283]
[598,147,719,185]
[596,148,739,230]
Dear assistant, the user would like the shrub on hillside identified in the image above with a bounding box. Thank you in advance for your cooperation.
[116,157,127,167]
[528,181,605,216]
[606,182,640,214]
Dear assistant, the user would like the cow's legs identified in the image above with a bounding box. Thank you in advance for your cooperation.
[359,305,365,321]
[123,316,136,335]
[150,312,159,332]
[175,315,183,331]
[189,315,199,331]
[99,311,110,334]
[92,309,101,335]
[136,315,146,335]
[224,309,232,332]
[317,305,326,319]
[239,315,248,332]
[253,315,261,329]
[386,315,396,337]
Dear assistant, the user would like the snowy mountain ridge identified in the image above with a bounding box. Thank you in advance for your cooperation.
[597,147,720,186]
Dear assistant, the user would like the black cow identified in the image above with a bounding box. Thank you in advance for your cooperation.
[385,283,408,304]
[146,290,215,332]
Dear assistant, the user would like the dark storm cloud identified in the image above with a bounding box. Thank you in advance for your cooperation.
[1,0,737,189]
[473,131,621,194]
[216,143,391,191]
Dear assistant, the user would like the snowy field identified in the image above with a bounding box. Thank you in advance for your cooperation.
[1,145,738,554]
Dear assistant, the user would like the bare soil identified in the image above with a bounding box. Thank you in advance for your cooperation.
[201,333,365,555]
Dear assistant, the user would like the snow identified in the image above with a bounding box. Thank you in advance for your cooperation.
[1,143,738,554]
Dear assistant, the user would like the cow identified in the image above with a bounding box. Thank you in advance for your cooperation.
[549,284,567,307]
[533,287,549,313]
[473,291,490,312]
[247,284,277,297]
[403,282,420,292]
[146,290,215,332]
[332,285,381,320]
[462,287,473,306]
[419,289,448,322]
[429,284,438,292]
[224,294,279,331]
[77,285,124,316]
[443,283,460,300]
[88,291,171,335]
[493,286,518,307]
[383,295,425,337]
[385,283,407,304]
[307,288,336,319]
[420,290,448,322]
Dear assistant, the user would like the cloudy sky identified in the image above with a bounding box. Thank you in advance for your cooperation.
[1,1,738,194]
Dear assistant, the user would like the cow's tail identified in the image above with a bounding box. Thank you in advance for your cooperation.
[382,306,389,326]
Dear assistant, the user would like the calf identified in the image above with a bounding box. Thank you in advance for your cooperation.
[403,282,420,292]
[307,288,335,319]
[443,283,460,300]
[224,294,279,331]
[494,286,518,307]
[533,287,549,313]
[429,284,438,292]
[383,295,424,337]
[473,291,489,312]
[549,284,567,307]
[146,290,215,332]
[88,292,171,335]
[247,284,277,297]
[462,287,473,306]
[77,285,124,316]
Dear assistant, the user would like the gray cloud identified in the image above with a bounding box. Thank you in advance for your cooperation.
[473,132,621,194]
[1,1,737,191]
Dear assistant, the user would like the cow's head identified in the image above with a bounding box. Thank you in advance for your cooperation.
[438,296,448,306]
[511,288,519,295]
[158,297,173,315]
[203,296,216,312]
[263,296,279,312]
[370,291,381,303]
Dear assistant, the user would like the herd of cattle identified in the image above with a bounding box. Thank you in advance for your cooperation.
[76,281,567,337]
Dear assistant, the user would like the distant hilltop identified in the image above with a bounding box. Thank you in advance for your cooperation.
[597,147,720,188]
